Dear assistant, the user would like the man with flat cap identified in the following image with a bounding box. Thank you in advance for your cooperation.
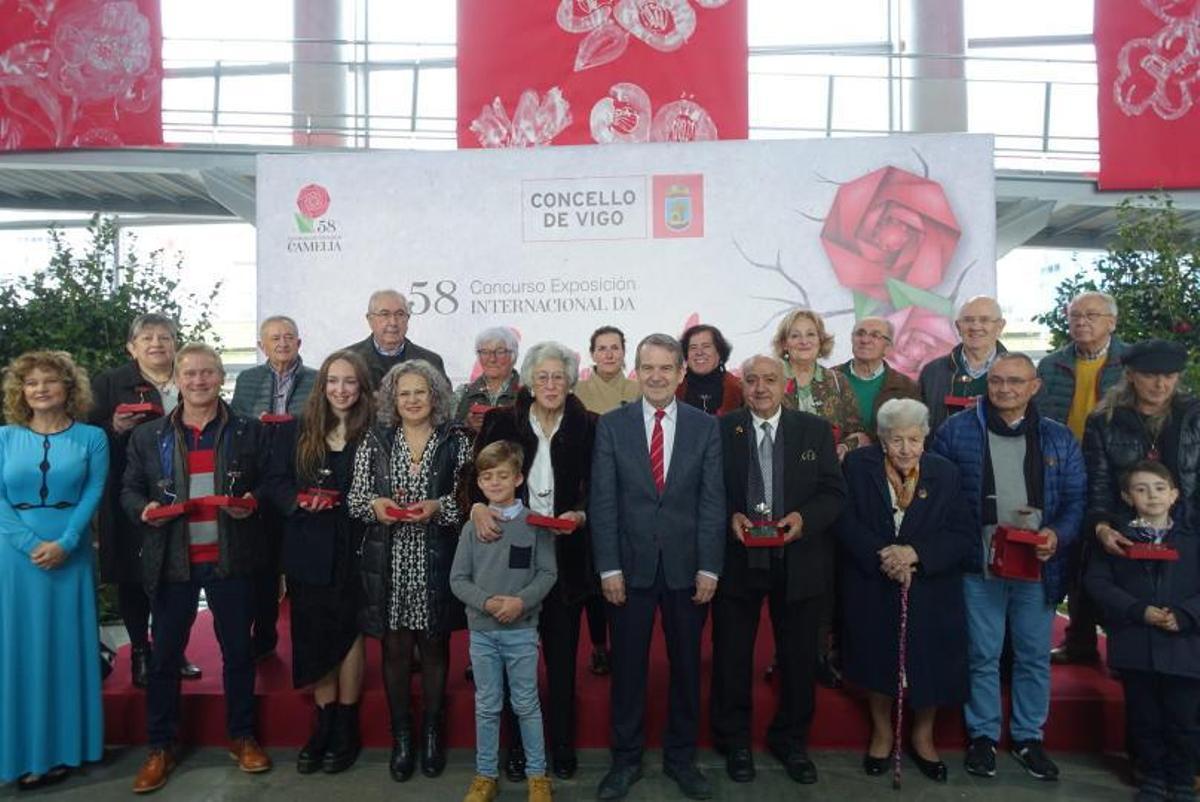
[1083,339,1199,560]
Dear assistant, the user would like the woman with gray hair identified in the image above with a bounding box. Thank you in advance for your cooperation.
[348,359,472,783]
[467,341,597,781]
[454,327,522,431]
[837,398,974,783]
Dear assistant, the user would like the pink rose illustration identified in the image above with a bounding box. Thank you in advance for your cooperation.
[820,166,962,303]
[886,306,958,380]
[296,184,331,219]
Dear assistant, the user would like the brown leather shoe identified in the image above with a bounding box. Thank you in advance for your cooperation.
[132,749,175,794]
[229,737,273,773]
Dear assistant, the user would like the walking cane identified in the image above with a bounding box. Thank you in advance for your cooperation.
[892,583,910,790]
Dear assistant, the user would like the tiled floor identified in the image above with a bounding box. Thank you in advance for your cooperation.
[2,746,1135,801]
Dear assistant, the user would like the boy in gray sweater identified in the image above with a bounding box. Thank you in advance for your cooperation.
[450,441,557,802]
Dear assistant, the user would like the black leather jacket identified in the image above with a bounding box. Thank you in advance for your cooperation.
[1083,394,1200,532]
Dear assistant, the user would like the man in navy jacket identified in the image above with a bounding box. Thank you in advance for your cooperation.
[932,352,1085,784]
[590,333,725,801]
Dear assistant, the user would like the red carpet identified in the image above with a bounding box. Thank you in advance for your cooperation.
[103,604,1123,752]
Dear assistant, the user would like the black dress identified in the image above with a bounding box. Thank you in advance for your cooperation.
[264,430,364,688]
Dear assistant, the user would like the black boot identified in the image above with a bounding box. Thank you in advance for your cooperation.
[389,716,415,782]
[323,703,361,774]
[297,704,335,774]
[420,712,446,778]
[131,645,150,689]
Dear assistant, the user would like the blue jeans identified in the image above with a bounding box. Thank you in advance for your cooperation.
[148,563,255,747]
[963,573,1056,742]
[470,628,546,778]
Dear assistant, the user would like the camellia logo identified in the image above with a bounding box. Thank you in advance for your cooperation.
[294,183,331,233]
[286,182,342,253]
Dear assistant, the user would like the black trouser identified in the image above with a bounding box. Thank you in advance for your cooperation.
[1061,539,1101,656]
[585,593,608,650]
[148,563,255,747]
[815,547,839,661]
[118,580,151,648]
[505,591,587,752]
[608,564,707,770]
[251,521,282,652]
[1123,670,1200,789]
[711,561,821,752]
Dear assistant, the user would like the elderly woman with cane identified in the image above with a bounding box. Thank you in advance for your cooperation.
[837,398,974,784]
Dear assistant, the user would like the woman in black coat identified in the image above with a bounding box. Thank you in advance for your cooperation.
[467,341,597,781]
[87,313,200,686]
[262,350,373,775]
[837,398,974,782]
[347,359,471,783]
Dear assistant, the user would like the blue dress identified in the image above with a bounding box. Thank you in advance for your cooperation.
[0,422,108,782]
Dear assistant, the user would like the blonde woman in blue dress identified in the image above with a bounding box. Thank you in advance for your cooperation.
[0,350,109,790]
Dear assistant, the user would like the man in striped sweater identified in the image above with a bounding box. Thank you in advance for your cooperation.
[121,343,272,794]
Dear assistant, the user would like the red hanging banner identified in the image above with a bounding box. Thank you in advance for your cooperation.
[1096,0,1200,189]
[457,0,747,149]
[0,0,163,151]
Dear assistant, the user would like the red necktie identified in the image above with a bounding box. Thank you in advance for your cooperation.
[650,408,666,493]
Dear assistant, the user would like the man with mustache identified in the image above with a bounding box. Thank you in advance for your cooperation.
[711,355,845,785]
[231,315,319,662]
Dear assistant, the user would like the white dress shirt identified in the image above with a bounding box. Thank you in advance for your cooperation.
[527,407,561,516]
[642,397,677,482]
[749,407,783,448]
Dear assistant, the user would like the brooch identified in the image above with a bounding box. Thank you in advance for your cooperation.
[735,425,744,435]
[799,449,817,462]
[917,487,928,499]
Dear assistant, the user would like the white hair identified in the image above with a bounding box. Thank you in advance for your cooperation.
[956,295,1002,320]
[876,398,930,436]
[474,327,519,361]
[367,289,408,313]
[1069,290,1118,317]
[520,341,580,389]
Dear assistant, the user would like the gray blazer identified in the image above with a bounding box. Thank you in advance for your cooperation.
[589,400,726,591]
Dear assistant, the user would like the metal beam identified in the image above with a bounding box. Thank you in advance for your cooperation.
[995,198,1056,258]
[198,167,257,223]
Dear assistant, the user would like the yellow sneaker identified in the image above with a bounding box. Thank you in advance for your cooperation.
[528,774,553,802]
[463,774,498,802]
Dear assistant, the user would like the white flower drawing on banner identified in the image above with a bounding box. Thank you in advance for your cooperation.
[0,0,158,148]
[557,0,731,72]
[469,87,573,148]
[590,81,717,143]
[1114,0,1200,120]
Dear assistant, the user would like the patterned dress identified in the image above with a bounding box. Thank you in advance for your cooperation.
[349,426,471,631]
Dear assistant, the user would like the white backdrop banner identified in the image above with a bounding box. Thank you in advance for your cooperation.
[256,133,996,382]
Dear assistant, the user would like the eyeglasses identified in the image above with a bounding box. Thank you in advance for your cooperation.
[1067,311,1113,323]
[987,375,1032,388]
[369,309,409,321]
[533,372,568,386]
[476,348,511,360]
[852,328,892,343]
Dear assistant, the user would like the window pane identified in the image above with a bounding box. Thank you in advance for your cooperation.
[751,0,891,46]
[965,0,1091,38]
[162,0,293,62]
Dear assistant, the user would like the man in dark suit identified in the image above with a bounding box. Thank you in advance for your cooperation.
[590,333,726,801]
[343,288,447,386]
[711,354,846,784]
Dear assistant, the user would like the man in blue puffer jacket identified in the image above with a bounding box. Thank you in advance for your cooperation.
[932,352,1086,784]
